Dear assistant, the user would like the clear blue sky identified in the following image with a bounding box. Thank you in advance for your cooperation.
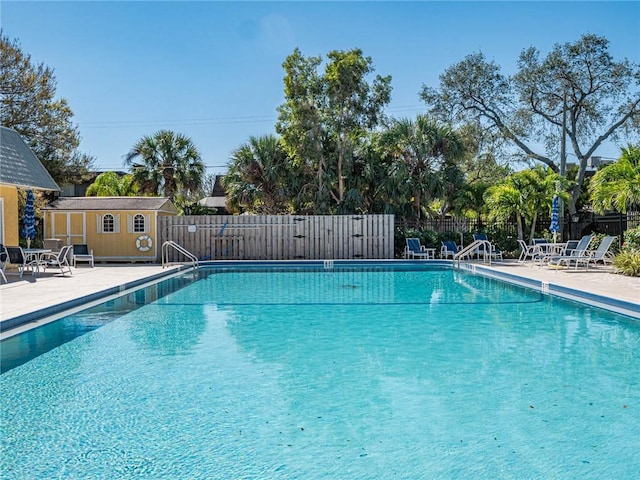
[3,1,639,175]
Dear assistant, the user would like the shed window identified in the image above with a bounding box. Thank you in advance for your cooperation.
[133,214,146,233]
[103,214,115,233]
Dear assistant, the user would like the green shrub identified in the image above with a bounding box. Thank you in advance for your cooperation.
[613,249,640,277]
[478,226,519,258]
[623,225,640,250]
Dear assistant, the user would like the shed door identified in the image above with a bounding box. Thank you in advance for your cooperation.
[51,212,85,245]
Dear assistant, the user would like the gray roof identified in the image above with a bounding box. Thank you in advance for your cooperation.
[43,196,178,212]
[0,127,60,191]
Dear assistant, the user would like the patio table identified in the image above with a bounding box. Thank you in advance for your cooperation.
[23,248,52,275]
[533,243,567,265]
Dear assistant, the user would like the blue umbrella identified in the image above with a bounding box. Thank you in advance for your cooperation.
[549,195,560,242]
[22,190,36,248]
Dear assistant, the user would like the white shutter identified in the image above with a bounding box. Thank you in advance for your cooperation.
[145,214,151,233]
[96,214,103,234]
[127,214,133,233]
[114,214,121,234]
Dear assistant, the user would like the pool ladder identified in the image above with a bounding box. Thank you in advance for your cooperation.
[453,239,494,268]
[162,241,199,269]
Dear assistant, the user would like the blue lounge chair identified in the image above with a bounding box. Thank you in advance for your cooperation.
[472,233,503,260]
[441,240,460,259]
[404,238,432,259]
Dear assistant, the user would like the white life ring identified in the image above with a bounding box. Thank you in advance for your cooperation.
[136,235,153,252]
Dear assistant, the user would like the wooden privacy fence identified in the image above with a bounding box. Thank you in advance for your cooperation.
[158,215,394,261]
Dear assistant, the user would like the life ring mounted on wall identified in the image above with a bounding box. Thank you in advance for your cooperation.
[136,235,153,252]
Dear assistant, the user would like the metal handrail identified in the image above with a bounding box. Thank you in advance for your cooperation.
[162,241,199,269]
[453,239,494,267]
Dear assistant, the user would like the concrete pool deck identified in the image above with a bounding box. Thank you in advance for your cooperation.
[1,260,639,335]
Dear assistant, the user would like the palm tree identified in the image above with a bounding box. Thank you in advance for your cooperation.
[454,182,490,227]
[223,134,297,214]
[378,115,465,221]
[86,171,138,196]
[485,167,569,241]
[124,130,205,201]
[589,144,640,214]
[485,183,528,241]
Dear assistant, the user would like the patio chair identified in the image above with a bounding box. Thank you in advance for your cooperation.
[559,239,579,257]
[544,235,593,268]
[517,239,538,263]
[403,238,431,259]
[531,239,580,267]
[4,246,37,278]
[41,245,73,276]
[472,233,503,260]
[548,235,617,270]
[440,240,460,259]
[0,244,8,283]
[72,244,94,267]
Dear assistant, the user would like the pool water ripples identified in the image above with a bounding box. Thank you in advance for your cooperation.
[1,267,639,478]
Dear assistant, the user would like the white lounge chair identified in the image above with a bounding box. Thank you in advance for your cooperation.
[548,235,616,270]
[544,235,593,267]
[517,239,538,263]
[72,244,94,267]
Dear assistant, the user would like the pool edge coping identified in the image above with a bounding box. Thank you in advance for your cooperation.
[464,263,640,319]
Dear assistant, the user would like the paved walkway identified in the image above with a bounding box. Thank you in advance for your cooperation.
[484,260,640,305]
[0,264,182,329]
[1,260,638,334]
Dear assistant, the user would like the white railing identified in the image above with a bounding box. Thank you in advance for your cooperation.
[453,239,494,266]
[162,241,199,269]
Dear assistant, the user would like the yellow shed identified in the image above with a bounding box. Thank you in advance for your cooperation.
[42,197,178,262]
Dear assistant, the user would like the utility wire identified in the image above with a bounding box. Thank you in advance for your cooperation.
[78,105,425,129]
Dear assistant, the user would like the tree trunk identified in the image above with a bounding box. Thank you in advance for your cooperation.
[337,147,344,203]
[163,166,175,200]
[517,215,524,241]
[413,191,421,220]
[528,212,538,241]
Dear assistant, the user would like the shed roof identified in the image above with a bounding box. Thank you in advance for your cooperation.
[0,127,60,191]
[43,196,178,213]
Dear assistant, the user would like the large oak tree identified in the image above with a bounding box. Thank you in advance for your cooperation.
[421,34,640,214]
[0,31,93,184]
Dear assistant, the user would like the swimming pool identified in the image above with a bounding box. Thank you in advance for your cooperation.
[2,265,639,478]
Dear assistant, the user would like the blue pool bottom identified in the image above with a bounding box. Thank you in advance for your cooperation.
[1,266,639,478]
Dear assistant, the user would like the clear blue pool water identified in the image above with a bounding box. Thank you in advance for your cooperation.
[1,266,639,479]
